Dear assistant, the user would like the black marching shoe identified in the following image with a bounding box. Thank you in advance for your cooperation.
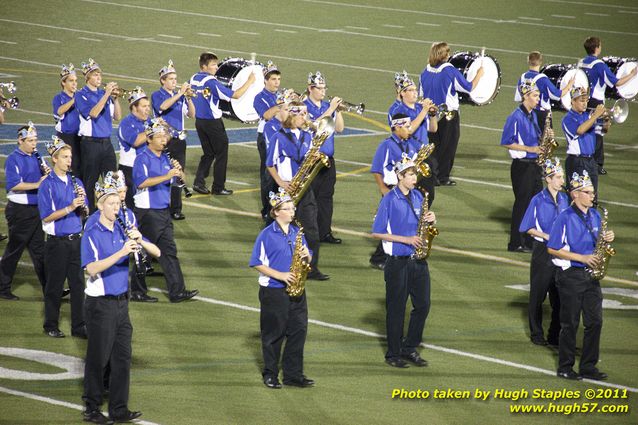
[62,288,71,298]
[83,409,113,424]
[192,184,211,195]
[263,376,282,389]
[557,369,582,380]
[45,329,65,338]
[307,270,330,281]
[111,410,142,423]
[439,180,457,186]
[369,260,385,270]
[320,233,342,244]
[580,369,608,381]
[598,167,607,175]
[0,233,7,242]
[171,212,186,220]
[385,358,409,368]
[531,337,548,346]
[72,326,88,339]
[130,292,158,303]
[401,351,428,367]
[169,289,199,303]
[284,376,315,388]
[0,291,19,300]
[508,245,532,253]
[212,188,233,195]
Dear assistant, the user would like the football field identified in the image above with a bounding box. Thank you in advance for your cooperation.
[0,1,637,424]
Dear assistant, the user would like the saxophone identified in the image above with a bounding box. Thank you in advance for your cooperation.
[287,117,335,205]
[536,110,558,166]
[411,192,438,260]
[414,143,435,178]
[586,206,616,280]
[287,225,311,297]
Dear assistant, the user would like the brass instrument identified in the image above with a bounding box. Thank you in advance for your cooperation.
[287,117,335,205]
[329,97,365,115]
[275,88,300,104]
[427,102,455,121]
[411,192,438,261]
[586,206,615,280]
[0,81,17,94]
[536,110,558,166]
[0,95,19,109]
[164,150,192,198]
[100,84,132,98]
[185,87,211,99]
[600,99,629,134]
[120,203,153,275]
[69,173,89,220]
[286,224,311,297]
[413,143,435,178]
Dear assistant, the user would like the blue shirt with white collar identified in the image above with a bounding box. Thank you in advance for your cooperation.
[562,109,596,156]
[580,55,618,102]
[519,188,569,241]
[117,113,150,167]
[370,134,421,187]
[500,105,541,159]
[266,127,313,182]
[514,70,562,111]
[37,172,86,236]
[548,205,601,270]
[52,91,80,134]
[387,100,430,144]
[5,148,43,205]
[151,87,188,131]
[304,98,336,157]
[372,186,423,257]
[133,148,172,209]
[189,72,234,120]
[81,218,129,296]
[263,117,283,160]
[75,86,115,138]
[254,88,278,134]
[249,221,310,288]
[419,63,472,111]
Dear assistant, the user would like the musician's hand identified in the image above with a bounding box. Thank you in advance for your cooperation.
[424,211,436,223]
[70,197,85,209]
[300,245,311,259]
[170,159,182,171]
[279,181,291,191]
[405,235,424,248]
[41,166,51,176]
[75,186,87,198]
[603,230,615,243]
[178,83,190,95]
[581,254,600,268]
[593,104,606,119]
[421,98,434,110]
[120,240,138,256]
[167,168,181,178]
[329,96,342,111]
[529,146,541,154]
[547,129,555,139]
[127,229,142,242]
[279,271,296,285]
[105,82,117,96]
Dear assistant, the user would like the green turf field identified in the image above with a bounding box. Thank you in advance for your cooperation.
[1,1,637,424]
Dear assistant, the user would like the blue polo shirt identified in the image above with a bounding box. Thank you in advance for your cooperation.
[38,172,86,236]
[151,88,188,131]
[84,206,137,231]
[500,105,541,159]
[514,71,562,111]
[133,148,172,209]
[548,205,601,269]
[254,88,278,134]
[75,86,115,138]
[5,148,42,205]
[304,98,336,157]
[372,187,423,257]
[52,92,80,134]
[117,113,150,167]
[189,72,234,120]
[387,100,430,145]
[562,109,596,156]
[370,135,421,187]
[81,219,129,296]
[519,188,569,241]
[263,117,283,159]
[249,221,310,288]
[266,128,313,182]
[580,55,618,102]
[419,63,472,111]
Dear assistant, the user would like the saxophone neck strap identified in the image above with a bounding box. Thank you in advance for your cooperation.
[571,204,597,243]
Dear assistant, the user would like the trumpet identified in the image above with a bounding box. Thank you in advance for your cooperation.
[600,99,629,134]
[184,87,210,99]
[329,97,365,115]
[0,81,17,94]
[427,103,455,121]
[101,84,132,98]
[0,95,19,110]
[164,149,192,198]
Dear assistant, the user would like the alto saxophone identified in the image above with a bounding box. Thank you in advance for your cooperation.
[287,225,311,297]
[287,117,335,205]
[411,192,438,260]
[536,110,558,166]
[586,206,616,280]
[414,143,435,178]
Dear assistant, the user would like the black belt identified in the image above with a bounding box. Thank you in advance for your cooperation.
[513,158,537,163]
[82,136,111,143]
[48,233,82,241]
[102,293,129,300]
[388,255,411,259]
[567,154,593,158]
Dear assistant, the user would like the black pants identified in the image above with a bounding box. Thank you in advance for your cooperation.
[0,202,46,294]
[432,113,460,183]
[259,286,308,381]
[588,98,605,167]
[528,240,560,342]
[57,131,82,179]
[509,159,542,250]
[81,137,117,213]
[257,133,273,219]
[129,261,148,295]
[384,257,431,359]
[166,137,186,215]
[555,267,603,374]
[310,156,337,239]
[43,236,85,333]
[117,165,135,210]
[135,208,186,298]
[295,190,321,272]
[565,155,599,194]
[194,118,228,192]
[83,296,132,418]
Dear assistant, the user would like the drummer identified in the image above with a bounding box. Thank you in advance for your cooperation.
[579,37,637,175]
[189,52,256,196]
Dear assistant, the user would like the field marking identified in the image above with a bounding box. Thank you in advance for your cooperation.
[541,0,638,9]
[225,179,250,186]
[148,288,638,393]
[0,40,17,45]
[77,36,102,42]
[197,32,221,37]
[236,31,259,36]
[518,16,543,21]
[551,14,576,19]
[506,284,638,310]
[482,158,511,165]
[451,20,474,25]
[157,33,182,39]
[382,24,404,28]
[345,26,369,30]
[619,10,638,14]
[274,29,297,34]
[584,12,609,17]
[35,38,60,43]
[415,22,440,27]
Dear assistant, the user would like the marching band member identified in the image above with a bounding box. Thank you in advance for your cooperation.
[81,179,158,424]
[515,51,574,131]
[519,158,569,346]
[0,123,49,300]
[500,79,544,253]
[372,155,435,369]
[189,52,255,195]
[303,71,344,245]
[52,63,82,178]
[265,101,328,281]
[117,87,151,209]
[419,42,483,187]
[75,58,121,212]
[132,121,198,303]
[562,87,603,195]
[579,36,637,175]
[548,171,614,381]
[369,114,422,270]
[152,60,195,221]
[249,189,315,389]
[37,138,88,338]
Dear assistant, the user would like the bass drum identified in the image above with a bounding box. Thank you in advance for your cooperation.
[541,64,589,110]
[448,51,501,105]
[602,56,638,100]
[215,58,265,123]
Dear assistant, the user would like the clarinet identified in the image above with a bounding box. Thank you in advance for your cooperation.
[69,173,89,219]
[33,147,48,176]
[164,150,192,198]
[115,215,147,279]
[120,205,154,275]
